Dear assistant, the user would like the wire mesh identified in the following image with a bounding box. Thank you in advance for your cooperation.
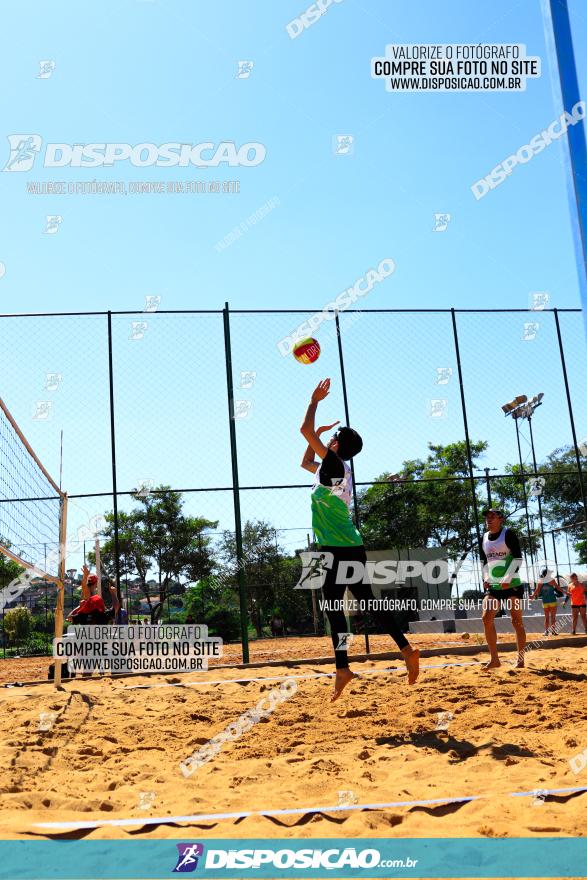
[0,308,585,660]
[0,397,62,578]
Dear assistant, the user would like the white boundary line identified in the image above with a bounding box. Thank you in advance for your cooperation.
[34,786,587,830]
[0,661,480,704]
[123,661,481,692]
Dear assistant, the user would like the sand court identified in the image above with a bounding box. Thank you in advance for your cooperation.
[0,643,585,843]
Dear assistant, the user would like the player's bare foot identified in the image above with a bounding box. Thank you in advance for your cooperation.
[514,655,525,668]
[404,648,420,684]
[332,668,355,702]
[482,659,501,671]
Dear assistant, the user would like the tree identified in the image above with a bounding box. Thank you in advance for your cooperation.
[539,445,587,557]
[218,520,312,638]
[218,520,281,637]
[488,466,541,558]
[94,488,218,621]
[0,542,26,587]
[359,441,488,558]
[183,577,241,641]
[4,606,32,644]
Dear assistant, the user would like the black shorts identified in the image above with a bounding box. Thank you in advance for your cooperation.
[319,544,367,589]
[571,604,586,609]
[487,585,524,606]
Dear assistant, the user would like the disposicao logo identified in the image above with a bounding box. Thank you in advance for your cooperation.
[173,843,204,873]
[3,136,266,171]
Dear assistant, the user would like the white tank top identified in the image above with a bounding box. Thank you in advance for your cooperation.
[313,457,353,510]
[482,526,521,586]
[482,526,509,565]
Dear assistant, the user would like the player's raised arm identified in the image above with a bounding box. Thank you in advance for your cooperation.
[80,564,91,600]
[301,420,340,472]
[300,379,332,460]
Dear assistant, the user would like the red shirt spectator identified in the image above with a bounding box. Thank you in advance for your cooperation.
[77,594,106,616]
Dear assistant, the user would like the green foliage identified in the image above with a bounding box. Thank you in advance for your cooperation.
[359,441,488,556]
[20,631,51,656]
[0,548,24,584]
[3,606,33,643]
[540,445,587,541]
[90,488,218,621]
[218,520,282,637]
[183,578,241,640]
[489,466,541,555]
[205,606,241,641]
[32,612,55,634]
[218,520,313,637]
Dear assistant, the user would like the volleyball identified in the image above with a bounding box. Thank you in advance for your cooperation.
[293,337,320,364]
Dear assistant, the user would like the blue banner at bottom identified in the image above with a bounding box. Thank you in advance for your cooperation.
[0,838,584,879]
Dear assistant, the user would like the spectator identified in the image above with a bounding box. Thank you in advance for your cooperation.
[271,612,286,638]
[532,568,564,636]
[567,573,587,635]
[66,565,108,625]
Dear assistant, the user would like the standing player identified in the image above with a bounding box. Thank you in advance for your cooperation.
[480,509,527,669]
[566,573,587,634]
[300,378,419,701]
[532,568,563,636]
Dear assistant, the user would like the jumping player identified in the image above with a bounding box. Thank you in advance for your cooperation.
[300,378,419,701]
[480,509,527,669]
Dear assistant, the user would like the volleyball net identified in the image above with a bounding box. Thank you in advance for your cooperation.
[0,396,67,584]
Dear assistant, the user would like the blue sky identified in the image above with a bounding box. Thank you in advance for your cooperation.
[0,0,586,576]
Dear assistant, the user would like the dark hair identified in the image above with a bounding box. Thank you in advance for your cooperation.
[335,427,363,460]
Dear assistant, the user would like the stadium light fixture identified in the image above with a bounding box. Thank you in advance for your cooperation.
[501,394,528,415]
[501,392,546,560]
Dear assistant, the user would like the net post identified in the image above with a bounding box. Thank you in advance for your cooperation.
[53,492,68,689]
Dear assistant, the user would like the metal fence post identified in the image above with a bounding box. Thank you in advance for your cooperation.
[544,0,587,339]
[107,311,121,593]
[335,311,369,655]
[335,312,361,529]
[223,303,250,663]
[451,310,483,561]
[553,308,587,520]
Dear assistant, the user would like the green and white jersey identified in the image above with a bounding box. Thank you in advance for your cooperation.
[311,450,362,547]
[481,527,522,588]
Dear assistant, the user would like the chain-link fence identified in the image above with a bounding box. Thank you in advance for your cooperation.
[1,307,586,662]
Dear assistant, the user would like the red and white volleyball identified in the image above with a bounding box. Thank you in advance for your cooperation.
[292,337,321,364]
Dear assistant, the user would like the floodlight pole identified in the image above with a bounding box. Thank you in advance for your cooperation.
[484,468,492,508]
[550,529,560,577]
[526,413,547,556]
[512,414,535,577]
